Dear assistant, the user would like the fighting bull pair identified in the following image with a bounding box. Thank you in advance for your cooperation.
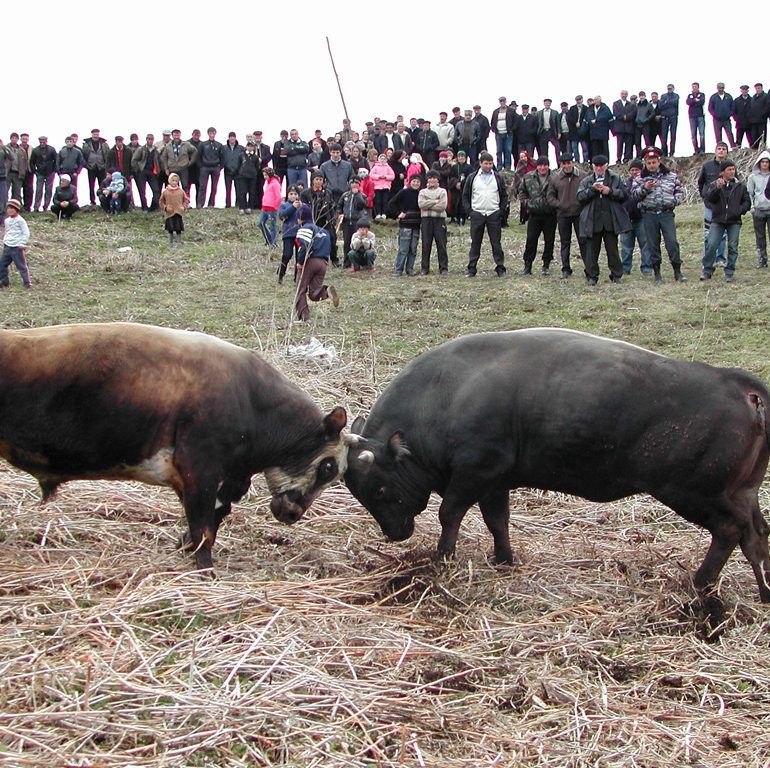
[1,324,769,624]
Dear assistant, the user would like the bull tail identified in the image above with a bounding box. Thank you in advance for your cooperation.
[748,392,769,450]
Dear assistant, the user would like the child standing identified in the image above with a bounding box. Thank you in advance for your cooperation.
[370,154,395,220]
[348,218,376,271]
[259,168,282,247]
[337,178,368,267]
[357,168,375,216]
[387,175,422,276]
[294,204,339,322]
[277,185,302,284]
[1,198,31,288]
[159,172,189,247]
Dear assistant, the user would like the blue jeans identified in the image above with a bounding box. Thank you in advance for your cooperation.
[287,167,307,188]
[259,210,277,246]
[495,133,513,170]
[703,206,726,262]
[689,115,705,154]
[703,222,740,275]
[642,210,681,267]
[395,227,419,274]
[570,140,588,163]
[620,219,652,273]
[661,116,677,155]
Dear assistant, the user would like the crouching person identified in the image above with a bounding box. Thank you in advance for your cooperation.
[348,218,376,271]
[294,204,340,321]
[51,174,79,219]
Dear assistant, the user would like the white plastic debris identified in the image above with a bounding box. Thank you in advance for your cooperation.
[286,337,339,366]
[116,246,133,253]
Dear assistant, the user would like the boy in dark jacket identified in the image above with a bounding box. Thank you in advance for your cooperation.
[277,186,302,284]
[701,160,751,282]
[337,178,368,267]
[388,175,422,275]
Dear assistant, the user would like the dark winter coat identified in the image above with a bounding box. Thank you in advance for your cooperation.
[704,179,751,225]
[585,103,614,140]
[576,170,631,237]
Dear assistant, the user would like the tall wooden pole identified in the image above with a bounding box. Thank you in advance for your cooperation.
[326,37,350,123]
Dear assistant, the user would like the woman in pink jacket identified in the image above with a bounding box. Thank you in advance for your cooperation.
[369,154,395,220]
[259,168,282,246]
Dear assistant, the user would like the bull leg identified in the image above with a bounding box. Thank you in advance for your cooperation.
[693,528,740,626]
[740,505,770,603]
[479,489,515,565]
[436,483,476,559]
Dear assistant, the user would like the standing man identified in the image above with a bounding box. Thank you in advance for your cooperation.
[567,96,588,162]
[107,136,133,206]
[29,136,57,212]
[517,105,538,157]
[286,129,310,189]
[659,84,679,156]
[732,85,752,148]
[491,97,515,170]
[56,136,84,198]
[747,83,769,148]
[156,130,172,191]
[414,119,439,168]
[320,144,354,265]
[82,128,109,205]
[131,134,160,211]
[576,155,630,285]
[620,159,652,275]
[418,170,449,275]
[462,152,508,277]
[197,127,223,207]
[612,90,636,163]
[557,103,571,156]
[631,147,687,282]
[252,131,272,209]
[5,133,28,204]
[272,130,289,182]
[536,98,560,165]
[472,105,490,160]
[187,129,202,204]
[456,110,481,166]
[648,91,663,149]
[697,142,730,267]
[585,96,613,161]
[686,82,706,155]
[435,112,456,156]
[547,152,588,279]
[222,132,243,209]
[519,156,556,276]
[708,83,736,148]
[19,134,33,211]
[634,92,655,157]
[160,130,197,192]
[700,160,750,283]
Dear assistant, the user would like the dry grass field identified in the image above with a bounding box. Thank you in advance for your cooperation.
[1,160,769,767]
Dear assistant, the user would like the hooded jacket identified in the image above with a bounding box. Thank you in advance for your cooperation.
[746,150,770,212]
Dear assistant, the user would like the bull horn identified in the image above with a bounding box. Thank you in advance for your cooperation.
[358,450,375,464]
[343,433,367,446]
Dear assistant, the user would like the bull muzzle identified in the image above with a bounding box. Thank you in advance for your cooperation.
[270,490,307,525]
[378,514,415,542]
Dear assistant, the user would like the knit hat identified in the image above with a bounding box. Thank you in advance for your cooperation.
[298,204,313,222]
[358,168,369,178]
[357,218,371,228]
[60,174,71,183]
[439,151,449,158]
[6,198,21,212]
[629,159,643,170]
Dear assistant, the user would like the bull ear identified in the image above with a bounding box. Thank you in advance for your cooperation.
[387,430,411,460]
[351,415,367,435]
[324,406,347,438]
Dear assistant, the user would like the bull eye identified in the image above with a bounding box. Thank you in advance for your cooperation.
[316,458,337,484]
[374,486,386,500]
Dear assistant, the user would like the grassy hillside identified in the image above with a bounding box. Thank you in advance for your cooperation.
[1,200,769,767]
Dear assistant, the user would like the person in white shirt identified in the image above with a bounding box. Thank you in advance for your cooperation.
[1,198,31,288]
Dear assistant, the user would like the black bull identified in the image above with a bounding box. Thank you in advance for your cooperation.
[0,323,353,569]
[345,329,770,610]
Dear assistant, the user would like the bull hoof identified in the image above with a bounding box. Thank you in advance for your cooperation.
[194,549,216,574]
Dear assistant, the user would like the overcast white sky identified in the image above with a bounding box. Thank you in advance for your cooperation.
[5,1,764,157]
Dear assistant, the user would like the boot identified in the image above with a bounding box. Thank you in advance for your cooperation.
[759,254,768,268]
[277,262,287,284]
[653,264,662,283]
[673,264,687,282]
